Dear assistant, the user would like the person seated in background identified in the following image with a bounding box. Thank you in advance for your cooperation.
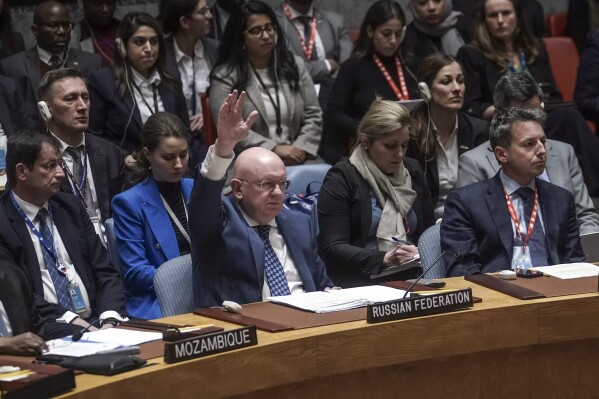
[1,0,102,125]
[459,73,599,235]
[0,0,25,59]
[0,130,127,331]
[87,12,189,157]
[0,75,36,138]
[318,99,434,288]
[574,31,599,130]
[275,0,353,111]
[407,53,488,219]
[191,90,333,308]
[404,0,469,64]
[112,112,193,320]
[566,0,599,53]
[71,0,120,67]
[209,0,322,166]
[323,0,418,165]
[442,107,585,276]
[207,0,246,41]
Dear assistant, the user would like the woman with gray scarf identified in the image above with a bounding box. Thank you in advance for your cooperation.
[404,0,469,66]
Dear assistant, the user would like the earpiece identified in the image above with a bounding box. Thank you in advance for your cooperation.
[116,37,127,58]
[418,82,431,103]
[37,100,52,122]
[274,33,278,45]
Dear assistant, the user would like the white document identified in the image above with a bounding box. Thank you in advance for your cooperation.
[45,339,120,357]
[268,285,409,313]
[73,328,163,346]
[533,263,599,279]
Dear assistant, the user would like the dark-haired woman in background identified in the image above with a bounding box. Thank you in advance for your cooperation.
[209,0,321,165]
[87,12,189,157]
[323,0,418,165]
[111,112,192,319]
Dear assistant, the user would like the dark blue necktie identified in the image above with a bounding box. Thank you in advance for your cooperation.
[516,187,549,267]
[255,225,291,296]
[36,208,72,311]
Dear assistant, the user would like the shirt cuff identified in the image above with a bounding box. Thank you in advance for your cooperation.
[200,145,235,181]
[58,311,79,324]
[99,311,129,323]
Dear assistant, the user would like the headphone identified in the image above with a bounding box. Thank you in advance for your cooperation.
[37,100,52,122]
[398,25,406,45]
[116,37,127,58]
[417,82,431,103]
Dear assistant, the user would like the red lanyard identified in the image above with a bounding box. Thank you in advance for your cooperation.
[503,186,539,246]
[283,3,317,60]
[373,54,409,101]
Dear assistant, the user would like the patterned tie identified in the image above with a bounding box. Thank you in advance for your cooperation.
[516,187,549,267]
[49,54,61,69]
[36,208,72,311]
[298,16,318,60]
[255,225,291,296]
[65,146,95,218]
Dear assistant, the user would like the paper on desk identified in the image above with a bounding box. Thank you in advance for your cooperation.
[268,285,409,313]
[533,263,599,279]
[45,339,120,357]
[74,328,163,346]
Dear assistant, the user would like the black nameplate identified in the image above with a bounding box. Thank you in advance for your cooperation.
[164,326,257,364]
[367,288,474,323]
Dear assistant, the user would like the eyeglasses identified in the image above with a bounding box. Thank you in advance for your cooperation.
[38,22,74,31]
[239,179,290,192]
[38,160,62,173]
[244,24,277,38]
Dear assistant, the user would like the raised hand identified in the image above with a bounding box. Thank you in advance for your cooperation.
[214,90,258,157]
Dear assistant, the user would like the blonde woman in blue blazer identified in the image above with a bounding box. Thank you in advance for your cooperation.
[112,112,192,319]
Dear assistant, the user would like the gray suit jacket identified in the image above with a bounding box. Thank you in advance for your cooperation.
[1,47,102,123]
[457,139,599,234]
[209,55,322,156]
[275,6,353,84]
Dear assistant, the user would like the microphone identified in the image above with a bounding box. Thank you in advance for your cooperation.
[71,319,102,342]
[402,249,461,299]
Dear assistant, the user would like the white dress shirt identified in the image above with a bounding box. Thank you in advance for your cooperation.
[131,68,165,125]
[173,38,210,116]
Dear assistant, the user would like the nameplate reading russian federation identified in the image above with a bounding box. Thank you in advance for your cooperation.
[164,326,258,363]
[367,288,474,323]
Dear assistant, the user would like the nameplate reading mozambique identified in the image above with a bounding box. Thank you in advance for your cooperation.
[164,325,258,364]
[367,288,474,323]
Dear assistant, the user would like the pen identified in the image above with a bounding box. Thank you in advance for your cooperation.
[391,236,409,245]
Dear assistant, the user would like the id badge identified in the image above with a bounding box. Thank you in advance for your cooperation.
[511,244,532,270]
[68,284,87,314]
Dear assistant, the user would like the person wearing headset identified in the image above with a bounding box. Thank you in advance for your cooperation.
[86,12,189,159]
[406,53,488,219]
[323,0,418,165]
[208,0,322,166]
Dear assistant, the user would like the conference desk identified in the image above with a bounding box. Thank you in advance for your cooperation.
[56,277,599,398]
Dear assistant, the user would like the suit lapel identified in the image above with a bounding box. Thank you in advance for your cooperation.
[276,211,311,285]
[457,114,474,155]
[51,199,85,276]
[537,180,559,263]
[229,197,265,284]
[25,49,42,103]
[124,88,142,132]
[142,178,180,260]
[485,175,514,258]
[85,134,109,219]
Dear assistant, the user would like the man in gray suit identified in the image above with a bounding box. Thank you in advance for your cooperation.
[1,1,102,125]
[458,73,599,234]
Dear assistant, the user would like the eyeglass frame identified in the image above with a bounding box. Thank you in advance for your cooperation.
[243,23,278,38]
[237,179,291,192]
[36,21,74,31]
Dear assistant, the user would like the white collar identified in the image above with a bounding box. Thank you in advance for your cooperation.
[131,68,161,87]
[237,203,277,228]
[173,36,205,63]
[499,170,537,196]
[287,4,315,19]
[37,46,63,65]
[51,132,85,154]
[11,191,49,222]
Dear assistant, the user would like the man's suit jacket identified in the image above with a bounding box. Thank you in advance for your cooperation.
[190,174,332,308]
[164,36,218,84]
[111,177,194,319]
[574,31,599,127]
[457,139,599,235]
[275,6,353,84]
[1,47,102,124]
[0,76,35,137]
[0,191,126,321]
[87,68,190,152]
[209,55,322,156]
[59,133,127,221]
[442,173,585,277]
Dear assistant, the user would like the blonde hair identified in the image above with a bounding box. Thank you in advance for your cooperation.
[357,98,411,146]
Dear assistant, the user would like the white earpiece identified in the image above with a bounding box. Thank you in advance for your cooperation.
[418,82,431,103]
[116,37,127,58]
[37,100,52,122]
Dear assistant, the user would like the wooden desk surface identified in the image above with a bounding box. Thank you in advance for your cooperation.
[55,278,599,398]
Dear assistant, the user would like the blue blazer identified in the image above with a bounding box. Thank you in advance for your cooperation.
[441,173,585,276]
[112,177,194,319]
[190,174,333,308]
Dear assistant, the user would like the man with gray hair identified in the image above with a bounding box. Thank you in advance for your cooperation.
[442,107,585,276]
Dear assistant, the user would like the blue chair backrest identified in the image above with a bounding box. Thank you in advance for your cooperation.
[286,164,332,195]
[418,224,446,279]
[154,254,194,316]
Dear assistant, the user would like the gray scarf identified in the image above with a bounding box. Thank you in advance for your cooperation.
[410,1,465,56]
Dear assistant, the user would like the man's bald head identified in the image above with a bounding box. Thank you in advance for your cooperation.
[234,147,285,178]
[33,1,67,24]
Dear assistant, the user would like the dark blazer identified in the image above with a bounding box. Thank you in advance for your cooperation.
[404,16,471,65]
[86,68,190,152]
[0,191,126,321]
[317,157,435,288]
[441,173,585,277]
[1,47,102,124]
[574,31,599,127]
[457,43,561,117]
[407,112,489,206]
[59,133,127,221]
[0,75,35,137]
[111,177,194,319]
[164,36,218,83]
[190,173,333,308]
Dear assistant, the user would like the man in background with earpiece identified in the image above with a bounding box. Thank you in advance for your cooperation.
[457,73,599,235]
[38,68,128,245]
[1,0,102,126]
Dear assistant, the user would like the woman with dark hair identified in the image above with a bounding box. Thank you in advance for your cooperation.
[0,0,24,59]
[87,12,189,155]
[322,0,418,165]
[407,53,488,219]
[318,99,434,288]
[208,0,322,165]
[111,112,192,319]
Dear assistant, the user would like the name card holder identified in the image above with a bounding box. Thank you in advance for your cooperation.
[367,288,474,323]
[164,326,258,364]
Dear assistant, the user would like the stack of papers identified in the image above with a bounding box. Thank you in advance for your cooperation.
[533,263,599,279]
[268,285,409,313]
